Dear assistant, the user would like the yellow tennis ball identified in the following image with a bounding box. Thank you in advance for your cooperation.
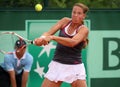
[35,4,42,11]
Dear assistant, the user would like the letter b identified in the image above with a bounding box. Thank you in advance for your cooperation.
[103,38,120,70]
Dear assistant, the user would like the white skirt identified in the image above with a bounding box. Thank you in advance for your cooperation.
[44,61,86,83]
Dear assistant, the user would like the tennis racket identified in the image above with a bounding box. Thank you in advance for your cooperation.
[0,31,33,55]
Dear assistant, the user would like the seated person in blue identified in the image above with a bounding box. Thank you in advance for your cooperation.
[0,40,33,87]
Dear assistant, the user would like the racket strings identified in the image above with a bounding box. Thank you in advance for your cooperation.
[0,31,32,55]
[11,34,16,49]
[0,33,18,55]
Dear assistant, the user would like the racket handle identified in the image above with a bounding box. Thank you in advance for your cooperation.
[31,41,34,44]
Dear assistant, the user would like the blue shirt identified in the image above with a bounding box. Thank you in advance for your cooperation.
[0,51,33,74]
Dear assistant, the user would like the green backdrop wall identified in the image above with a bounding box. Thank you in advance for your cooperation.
[0,9,120,87]
[25,20,90,87]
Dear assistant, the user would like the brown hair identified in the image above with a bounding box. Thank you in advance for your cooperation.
[73,3,89,14]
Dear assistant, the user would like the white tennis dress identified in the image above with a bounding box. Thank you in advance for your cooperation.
[45,21,87,83]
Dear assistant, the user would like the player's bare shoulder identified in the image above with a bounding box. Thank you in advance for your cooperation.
[60,17,71,27]
[61,17,71,23]
[83,25,89,32]
[78,25,89,34]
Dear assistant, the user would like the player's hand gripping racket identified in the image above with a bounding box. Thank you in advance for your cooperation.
[0,31,33,55]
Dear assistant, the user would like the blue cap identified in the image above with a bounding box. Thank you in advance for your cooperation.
[15,40,26,48]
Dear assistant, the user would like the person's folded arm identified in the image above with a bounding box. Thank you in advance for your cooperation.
[51,27,89,47]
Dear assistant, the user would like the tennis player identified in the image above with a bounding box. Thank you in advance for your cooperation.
[35,3,89,87]
[0,40,33,87]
